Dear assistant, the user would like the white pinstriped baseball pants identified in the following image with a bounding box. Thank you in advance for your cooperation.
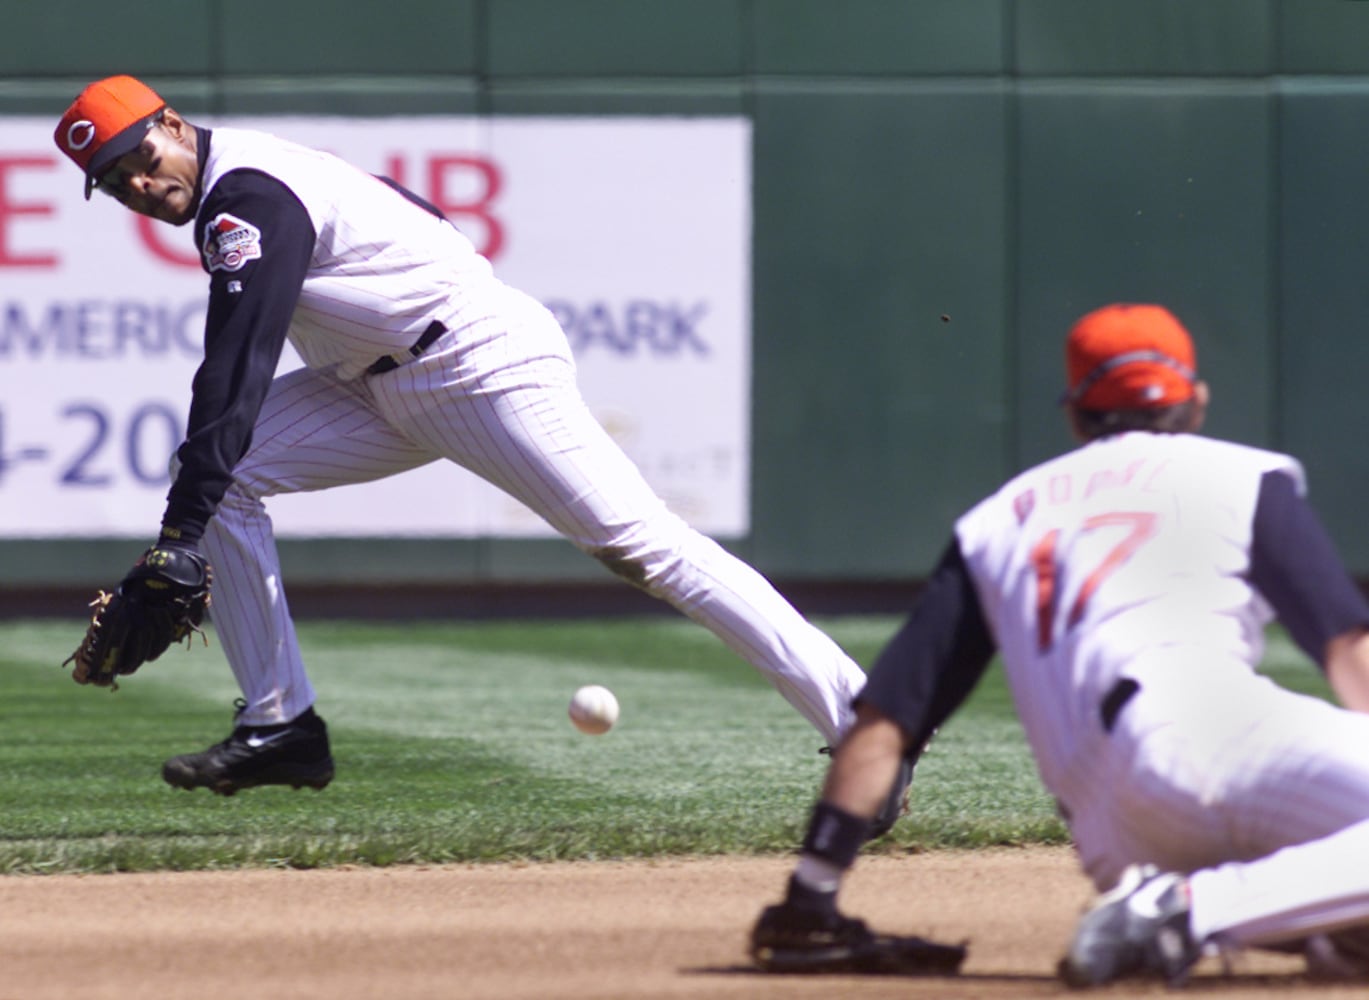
[1063,666,1369,951]
[201,282,866,742]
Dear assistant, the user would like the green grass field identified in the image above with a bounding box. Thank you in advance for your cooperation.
[0,617,1331,875]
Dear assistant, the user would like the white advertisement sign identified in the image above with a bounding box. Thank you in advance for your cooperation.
[0,116,751,538]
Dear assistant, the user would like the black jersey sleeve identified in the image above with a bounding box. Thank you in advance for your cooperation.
[856,537,997,748]
[160,169,315,543]
[1249,468,1369,667]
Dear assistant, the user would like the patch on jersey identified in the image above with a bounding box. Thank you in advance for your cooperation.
[202,212,263,273]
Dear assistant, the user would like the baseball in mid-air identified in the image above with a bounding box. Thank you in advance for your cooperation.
[568,684,619,735]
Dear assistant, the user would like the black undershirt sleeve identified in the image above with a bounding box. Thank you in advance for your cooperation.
[856,537,997,749]
[1248,469,1369,668]
[161,169,316,543]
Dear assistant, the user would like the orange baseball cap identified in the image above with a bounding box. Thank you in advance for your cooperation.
[54,75,167,200]
[1063,303,1197,411]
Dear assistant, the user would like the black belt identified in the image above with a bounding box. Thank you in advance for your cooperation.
[365,320,446,376]
[1100,677,1139,734]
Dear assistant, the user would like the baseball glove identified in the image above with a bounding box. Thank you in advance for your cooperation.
[65,545,213,688]
[751,903,967,976]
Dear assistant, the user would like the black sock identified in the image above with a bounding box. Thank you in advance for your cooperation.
[784,874,837,915]
[801,800,871,868]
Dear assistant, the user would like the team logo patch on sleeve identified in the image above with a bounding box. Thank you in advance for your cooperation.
[202,213,263,273]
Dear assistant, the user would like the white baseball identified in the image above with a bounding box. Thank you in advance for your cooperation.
[568,684,619,735]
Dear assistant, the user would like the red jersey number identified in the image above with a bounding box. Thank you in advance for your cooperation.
[1030,511,1159,652]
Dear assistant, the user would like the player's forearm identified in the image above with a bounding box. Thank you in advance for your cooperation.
[1325,628,1369,713]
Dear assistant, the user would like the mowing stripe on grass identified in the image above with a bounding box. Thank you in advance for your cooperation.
[0,618,1324,873]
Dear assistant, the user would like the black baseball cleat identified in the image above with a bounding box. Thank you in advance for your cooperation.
[750,902,967,976]
[162,703,335,796]
[1301,929,1369,980]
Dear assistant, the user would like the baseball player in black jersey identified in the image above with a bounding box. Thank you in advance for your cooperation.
[54,75,900,815]
[750,304,1369,985]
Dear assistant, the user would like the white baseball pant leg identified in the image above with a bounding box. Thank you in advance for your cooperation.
[1067,671,1369,950]
[1182,691,1369,950]
[201,366,438,724]
[369,284,866,745]
[205,284,866,741]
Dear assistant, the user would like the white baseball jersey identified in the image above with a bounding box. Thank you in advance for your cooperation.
[860,428,1369,954]
[161,124,867,746]
[955,431,1300,804]
[200,127,494,380]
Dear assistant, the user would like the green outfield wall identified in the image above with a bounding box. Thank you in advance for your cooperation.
[5,0,1369,598]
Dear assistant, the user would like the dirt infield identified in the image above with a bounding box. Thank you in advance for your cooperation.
[0,845,1354,999]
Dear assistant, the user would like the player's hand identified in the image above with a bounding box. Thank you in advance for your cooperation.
[64,541,213,687]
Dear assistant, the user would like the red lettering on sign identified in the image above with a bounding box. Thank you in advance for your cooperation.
[0,156,57,268]
[430,156,504,259]
[382,153,506,261]
[135,214,200,269]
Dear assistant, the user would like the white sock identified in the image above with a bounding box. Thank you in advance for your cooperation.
[794,853,844,894]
